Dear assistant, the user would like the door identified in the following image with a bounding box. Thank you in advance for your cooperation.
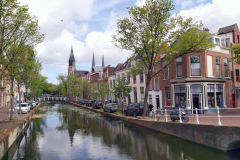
[156,95,160,109]
[192,94,202,114]
[232,94,235,108]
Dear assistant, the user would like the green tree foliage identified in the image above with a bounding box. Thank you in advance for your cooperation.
[112,0,213,115]
[67,74,81,98]
[229,43,240,64]
[112,77,131,108]
[98,79,110,104]
[57,74,69,97]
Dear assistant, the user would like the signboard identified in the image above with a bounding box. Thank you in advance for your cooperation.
[207,84,215,92]
[174,85,185,93]
[191,85,202,93]
[216,84,223,92]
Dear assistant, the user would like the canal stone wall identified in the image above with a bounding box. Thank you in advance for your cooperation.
[68,102,240,152]
[0,103,41,159]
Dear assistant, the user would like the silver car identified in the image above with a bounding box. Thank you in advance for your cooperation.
[15,103,30,114]
[104,103,119,113]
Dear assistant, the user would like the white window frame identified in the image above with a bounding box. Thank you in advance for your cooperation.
[190,55,202,77]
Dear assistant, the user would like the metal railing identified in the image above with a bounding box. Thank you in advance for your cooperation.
[150,107,240,126]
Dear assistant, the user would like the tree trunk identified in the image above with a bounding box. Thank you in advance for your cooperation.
[143,76,150,117]
[10,79,14,120]
[18,83,22,114]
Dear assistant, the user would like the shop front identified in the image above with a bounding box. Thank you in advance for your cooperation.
[171,81,226,114]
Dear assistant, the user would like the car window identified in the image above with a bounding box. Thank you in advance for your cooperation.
[113,104,118,107]
[21,104,27,107]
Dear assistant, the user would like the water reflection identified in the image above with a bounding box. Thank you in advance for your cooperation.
[2,104,240,160]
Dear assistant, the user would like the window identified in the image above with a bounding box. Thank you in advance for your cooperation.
[216,57,221,77]
[149,95,152,104]
[113,80,115,87]
[236,88,239,99]
[210,38,213,43]
[236,69,239,82]
[224,58,228,77]
[174,85,186,108]
[207,55,213,77]
[140,87,144,102]
[235,52,239,63]
[176,57,182,77]
[140,72,144,83]
[163,61,169,79]
[165,87,170,106]
[221,39,225,46]
[154,64,158,71]
[226,38,230,47]
[149,80,152,90]
[215,38,220,46]
[216,84,223,107]
[122,73,125,77]
[110,80,112,88]
[133,75,136,83]
[154,78,159,90]
[190,55,201,76]
[207,84,215,108]
[127,76,130,84]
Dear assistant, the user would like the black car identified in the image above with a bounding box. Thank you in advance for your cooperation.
[28,102,34,110]
[92,101,103,109]
[79,99,87,105]
[124,103,148,117]
[86,100,94,106]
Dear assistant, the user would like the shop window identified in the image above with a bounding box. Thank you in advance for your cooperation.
[176,57,182,77]
[216,57,221,77]
[207,84,215,108]
[163,61,169,79]
[174,85,186,108]
[165,87,170,106]
[190,55,201,76]
[216,84,223,107]
[154,78,159,90]
[236,69,239,82]
[224,58,228,77]
[149,94,152,104]
[215,38,220,46]
[149,80,152,90]
[190,85,202,93]
[140,72,144,83]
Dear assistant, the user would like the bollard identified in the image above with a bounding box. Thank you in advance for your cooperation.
[179,108,182,123]
[165,109,168,122]
[217,107,222,126]
[195,108,199,124]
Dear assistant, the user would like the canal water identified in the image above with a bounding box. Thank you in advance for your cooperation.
[2,103,240,160]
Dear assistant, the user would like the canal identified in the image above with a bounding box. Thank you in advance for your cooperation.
[2,103,240,160]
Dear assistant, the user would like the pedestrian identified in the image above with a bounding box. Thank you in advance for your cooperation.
[109,100,112,103]
[148,102,154,116]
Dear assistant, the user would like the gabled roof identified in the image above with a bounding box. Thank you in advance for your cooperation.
[118,58,132,71]
[109,63,123,76]
[74,70,88,77]
[218,24,237,34]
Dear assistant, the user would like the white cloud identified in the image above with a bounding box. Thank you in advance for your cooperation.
[178,0,240,33]
[135,0,146,7]
[197,0,206,4]
[176,0,194,9]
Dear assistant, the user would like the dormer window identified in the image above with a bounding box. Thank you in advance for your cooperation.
[215,38,220,46]
[210,37,213,43]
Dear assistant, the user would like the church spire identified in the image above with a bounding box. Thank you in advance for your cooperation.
[102,53,104,67]
[70,45,73,57]
[92,52,95,68]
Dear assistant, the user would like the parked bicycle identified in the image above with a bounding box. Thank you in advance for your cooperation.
[155,109,166,121]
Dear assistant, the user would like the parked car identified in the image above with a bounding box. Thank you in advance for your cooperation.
[124,103,147,117]
[92,101,103,109]
[73,98,77,103]
[104,103,119,113]
[79,99,87,105]
[77,99,82,104]
[15,103,31,114]
[28,102,34,110]
[86,100,94,106]
[31,101,36,107]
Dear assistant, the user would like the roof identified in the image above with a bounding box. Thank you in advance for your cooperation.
[109,63,123,76]
[218,24,237,34]
[118,58,132,71]
[74,70,88,77]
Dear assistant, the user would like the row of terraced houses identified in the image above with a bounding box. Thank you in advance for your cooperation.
[68,24,240,114]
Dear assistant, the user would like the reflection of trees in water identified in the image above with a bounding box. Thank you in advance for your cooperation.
[2,117,48,160]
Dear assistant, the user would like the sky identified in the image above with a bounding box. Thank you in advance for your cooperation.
[18,0,240,84]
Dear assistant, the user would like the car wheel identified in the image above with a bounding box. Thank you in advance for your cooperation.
[171,118,175,122]
[124,111,127,116]
[108,109,111,113]
[133,112,137,117]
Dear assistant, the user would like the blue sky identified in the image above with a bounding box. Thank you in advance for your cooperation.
[18,0,239,84]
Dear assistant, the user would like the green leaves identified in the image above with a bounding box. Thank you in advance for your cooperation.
[229,43,240,64]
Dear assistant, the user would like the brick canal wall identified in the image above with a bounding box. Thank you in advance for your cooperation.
[0,103,41,159]
[68,102,240,152]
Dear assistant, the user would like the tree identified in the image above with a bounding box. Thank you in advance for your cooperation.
[112,77,131,110]
[57,74,69,97]
[112,0,213,116]
[229,43,240,64]
[67,74,80,98]
[98,79,110,106]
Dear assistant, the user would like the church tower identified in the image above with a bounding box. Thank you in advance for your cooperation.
[68,46,76,75]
